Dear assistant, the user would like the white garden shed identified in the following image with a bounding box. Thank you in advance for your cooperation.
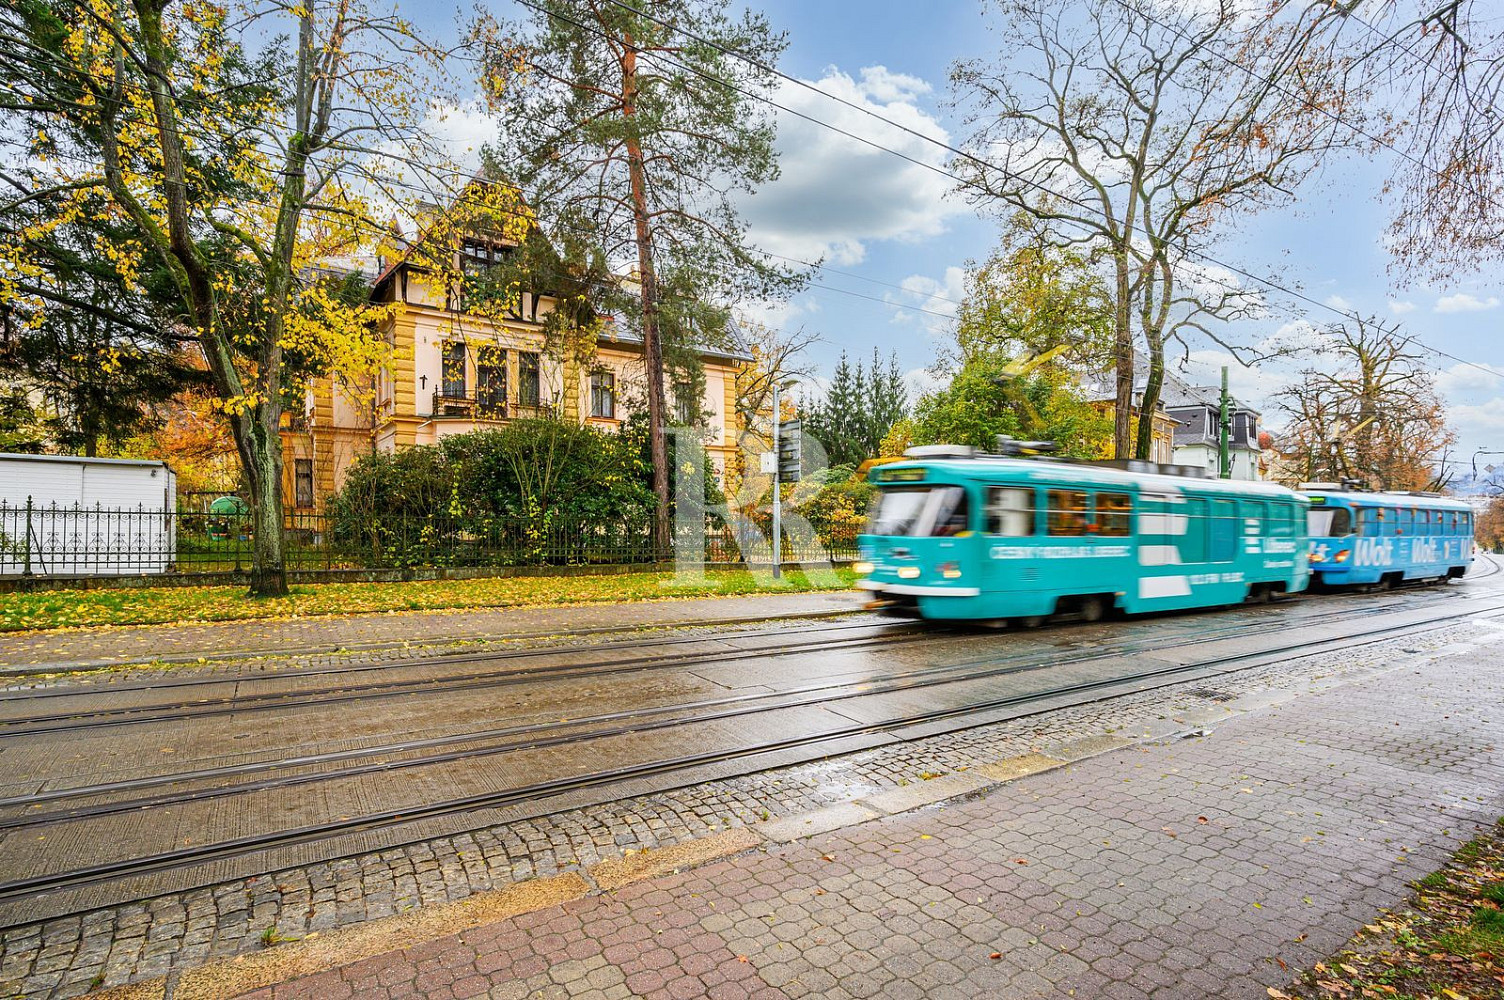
[0,454,177,576]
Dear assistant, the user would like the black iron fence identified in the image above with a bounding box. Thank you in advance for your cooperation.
[0,500,859,579]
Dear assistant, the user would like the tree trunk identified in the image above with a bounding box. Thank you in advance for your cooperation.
[1135,339,1164,461]
[1112,250,1134,459]
[622,40,671,557]
[244,404,289,596]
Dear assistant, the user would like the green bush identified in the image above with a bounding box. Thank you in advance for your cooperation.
[325,419,723,566]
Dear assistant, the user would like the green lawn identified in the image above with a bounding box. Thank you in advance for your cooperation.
[0,568,857,633]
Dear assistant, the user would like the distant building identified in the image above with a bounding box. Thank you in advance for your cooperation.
[1160,373,1262,481]
[1079,358,1177,464]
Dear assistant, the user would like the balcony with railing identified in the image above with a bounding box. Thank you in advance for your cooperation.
[431,391,554,421]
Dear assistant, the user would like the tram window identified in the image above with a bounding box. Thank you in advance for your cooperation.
[1270,505,1296,536]
[1307,507,1352,536]
[867,486,971,538]
[1397,509,1413,535]
[1095,492,1132,536]
[1047,490,1089,536]
[985,487,1035,537]
[1182,498,1209,562]
[1210,499,1237,562]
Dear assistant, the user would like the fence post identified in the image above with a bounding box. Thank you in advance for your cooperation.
[22,497,33,577]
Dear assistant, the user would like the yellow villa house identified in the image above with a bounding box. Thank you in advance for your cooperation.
[279,233,750,513]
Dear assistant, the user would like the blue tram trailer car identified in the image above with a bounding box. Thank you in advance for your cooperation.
[1301,488,1474,589]
[855,450,1310,622]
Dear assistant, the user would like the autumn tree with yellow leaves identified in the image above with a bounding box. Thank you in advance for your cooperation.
[1,0,527,594]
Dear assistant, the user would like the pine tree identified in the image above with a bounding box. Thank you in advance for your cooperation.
[475,0,807,552]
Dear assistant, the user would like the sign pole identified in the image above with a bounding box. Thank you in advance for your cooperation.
[772,380,782,580]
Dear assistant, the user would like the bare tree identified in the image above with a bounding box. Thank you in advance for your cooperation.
[1303,0,1504,280]
[951,0,1362,458]
[1275,316,1457,490]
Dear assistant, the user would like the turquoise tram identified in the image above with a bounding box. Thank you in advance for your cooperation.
[855,448,1310,622]
[1302,487,1474,589]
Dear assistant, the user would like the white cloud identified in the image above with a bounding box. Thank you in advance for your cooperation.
[1434,292,1501,313]
[1254,319,1326,356]
[1435,361,1504,396]
[1388,299,1416,315]
[885,266,966,337]
[741,65,964,267]
[857,66,932,103]
[1324,294,1353,312]
[904,365,944,400]
[1450,397,1504,438]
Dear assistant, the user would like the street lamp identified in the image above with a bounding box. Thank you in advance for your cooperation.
[1473,448,1504,478]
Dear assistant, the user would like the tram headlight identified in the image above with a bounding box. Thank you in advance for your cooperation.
[897,566,921,579]
[1334,549,1351,563]
[853,561,874,575]
[938,561,962,579]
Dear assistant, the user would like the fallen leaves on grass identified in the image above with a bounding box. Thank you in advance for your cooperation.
[1280,818,1504,999]
[0,568,858,633]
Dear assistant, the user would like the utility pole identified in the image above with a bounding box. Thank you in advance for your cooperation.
[1218,367,1232,479]
[771,379,782,581]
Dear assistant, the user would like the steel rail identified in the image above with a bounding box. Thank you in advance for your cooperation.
[0,611,882,701]
[0,624,949,735]
[0,606,873,684]
[2,598,1498,909]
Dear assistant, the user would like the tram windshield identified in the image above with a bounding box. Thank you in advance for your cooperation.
[1306,507,1352,537]
[867,486,971,537]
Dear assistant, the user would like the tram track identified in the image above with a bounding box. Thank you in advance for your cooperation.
[2,594,1499,918]
[0,584,1466,737]
[0,588,1473,826]
[0,621,946,735]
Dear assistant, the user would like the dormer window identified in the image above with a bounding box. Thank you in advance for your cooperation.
[460,238,511,276]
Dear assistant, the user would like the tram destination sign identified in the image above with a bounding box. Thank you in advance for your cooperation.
[876,467,927,483]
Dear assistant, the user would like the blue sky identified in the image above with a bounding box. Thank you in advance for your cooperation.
[418,0,1502,476]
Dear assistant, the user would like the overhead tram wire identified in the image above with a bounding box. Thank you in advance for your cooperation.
[579,0,1503,381]
[12,0,1493,376]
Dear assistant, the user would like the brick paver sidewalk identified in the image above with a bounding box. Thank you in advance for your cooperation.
[0,592,856,672]
[224,642,1504,1000]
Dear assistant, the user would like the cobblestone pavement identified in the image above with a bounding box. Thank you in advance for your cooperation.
[2,617,1498,999]
[225,630,1504,1000]
[0,591,858,672]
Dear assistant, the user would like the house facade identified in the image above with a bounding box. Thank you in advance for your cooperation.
[1080,361,1178,464]
[280,242,749,512]
[1160,374,1262,481]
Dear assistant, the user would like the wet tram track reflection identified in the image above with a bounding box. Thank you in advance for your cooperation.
[0,582,1472,738]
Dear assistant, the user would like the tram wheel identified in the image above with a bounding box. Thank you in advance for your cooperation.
[1012,615,1045,629]
[1077,595,1107,623]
